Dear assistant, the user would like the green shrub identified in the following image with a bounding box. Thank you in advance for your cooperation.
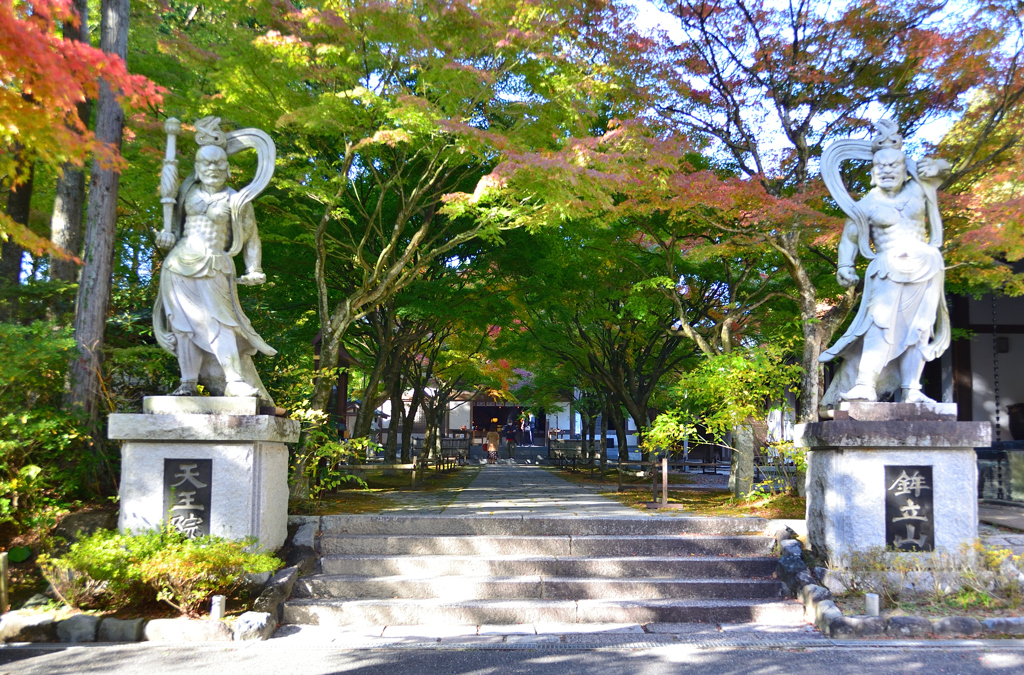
[0,321,89,529]
[138,535,282,616]
[40,529,282,616]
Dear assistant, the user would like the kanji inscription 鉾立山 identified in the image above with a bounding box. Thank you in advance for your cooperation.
[884,465,934,552]
[163,458,212,538]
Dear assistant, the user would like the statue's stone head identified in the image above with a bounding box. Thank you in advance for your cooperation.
[195,144,229,189]
[871,147,907,191]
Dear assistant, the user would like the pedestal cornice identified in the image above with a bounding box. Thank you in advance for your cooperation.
[109,413,300,444]
[796,420,991,449]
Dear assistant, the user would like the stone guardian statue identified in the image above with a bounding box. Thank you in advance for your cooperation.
[818,119,951,411]
[153,117,277,404]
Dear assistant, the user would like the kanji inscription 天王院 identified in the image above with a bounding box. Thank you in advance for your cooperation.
[163,458,212,538]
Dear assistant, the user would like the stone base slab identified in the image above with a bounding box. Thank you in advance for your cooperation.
[802,444,978,565]
[112,412,298,551]
[797,412,989,566]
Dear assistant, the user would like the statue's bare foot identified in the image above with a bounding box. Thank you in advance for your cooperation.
[842,384,878,402]
[171,380,199,396]
[224,380,259,397]
[902,389,936,404]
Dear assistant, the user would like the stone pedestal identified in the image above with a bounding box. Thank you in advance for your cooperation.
[796,402,990,566]
[109,397,300,551]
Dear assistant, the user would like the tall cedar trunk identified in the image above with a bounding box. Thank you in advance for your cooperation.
[1,155,33,319]
[50,0,91,285]
[67,0,129,420]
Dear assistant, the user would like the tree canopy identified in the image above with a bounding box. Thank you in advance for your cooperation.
[2,0,1024,508]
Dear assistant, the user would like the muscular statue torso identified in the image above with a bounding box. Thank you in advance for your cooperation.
[860,181,929,252]
[182,185,234,253]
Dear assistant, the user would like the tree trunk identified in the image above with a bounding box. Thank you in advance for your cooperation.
[798,323,824,423]
[351,312,394,438]
[352,364,388,438]
[289,327,341,500]
[599,394,609,472]
[423,398,445,464]
[400,407,414,463]
[401,387,423,463]
[729,424,756,499]
[632,408,650,463]
[384,375,401,464]
[586,413,596,465]
[50,0,91,285]
[605,397,628,470]
[67,0,129,420]
[1,155,33,320]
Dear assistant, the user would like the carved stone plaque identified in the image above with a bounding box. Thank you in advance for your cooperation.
[885,465,934,552]
[163,459,212,538]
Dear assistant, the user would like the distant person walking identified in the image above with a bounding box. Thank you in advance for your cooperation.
[503,421,517,459]
[485,427,500,464]
[521,416,533,446]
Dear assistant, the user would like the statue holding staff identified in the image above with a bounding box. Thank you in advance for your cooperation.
[819,119,951,410]
[153,116,277,403]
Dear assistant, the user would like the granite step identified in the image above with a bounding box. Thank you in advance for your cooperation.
[293,574,783,600]
[314,514,769,536]
[318,534,775,557]
[281,597,803,627]
[319,554,779,578]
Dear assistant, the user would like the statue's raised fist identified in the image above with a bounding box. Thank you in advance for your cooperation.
[155,230,177,251]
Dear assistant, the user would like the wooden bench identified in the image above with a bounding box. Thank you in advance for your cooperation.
[548,440,586,468]
[344,460,423,487]
[433,437,471,471]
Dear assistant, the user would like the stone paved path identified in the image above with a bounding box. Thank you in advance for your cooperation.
[270,620,825,648]
[980,523,1024,555]
[353,468,481,515]
[440,465,650,517]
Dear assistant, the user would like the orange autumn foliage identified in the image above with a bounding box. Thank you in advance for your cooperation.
[0,0,162,252]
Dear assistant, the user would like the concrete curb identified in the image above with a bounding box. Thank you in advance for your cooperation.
[773,528,1024,639]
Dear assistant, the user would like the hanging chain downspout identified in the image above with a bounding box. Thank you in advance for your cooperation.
[992,294,1006,500]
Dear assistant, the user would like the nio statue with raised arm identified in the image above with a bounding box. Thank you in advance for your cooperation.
[153,116,277,404]
[819,119,951,411]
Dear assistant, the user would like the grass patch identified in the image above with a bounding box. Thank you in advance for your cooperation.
[601,487,806,519]
[303,466,480,515]
[828,543,1024,622]
[834,592,1022,620]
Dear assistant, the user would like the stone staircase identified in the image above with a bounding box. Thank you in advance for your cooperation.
[281,515,803,627]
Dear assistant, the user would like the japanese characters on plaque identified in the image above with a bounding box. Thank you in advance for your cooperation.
[884,465,934,552]
[163,459,212,538]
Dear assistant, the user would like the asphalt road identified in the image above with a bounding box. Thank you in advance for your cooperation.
[2,641,1022,675]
